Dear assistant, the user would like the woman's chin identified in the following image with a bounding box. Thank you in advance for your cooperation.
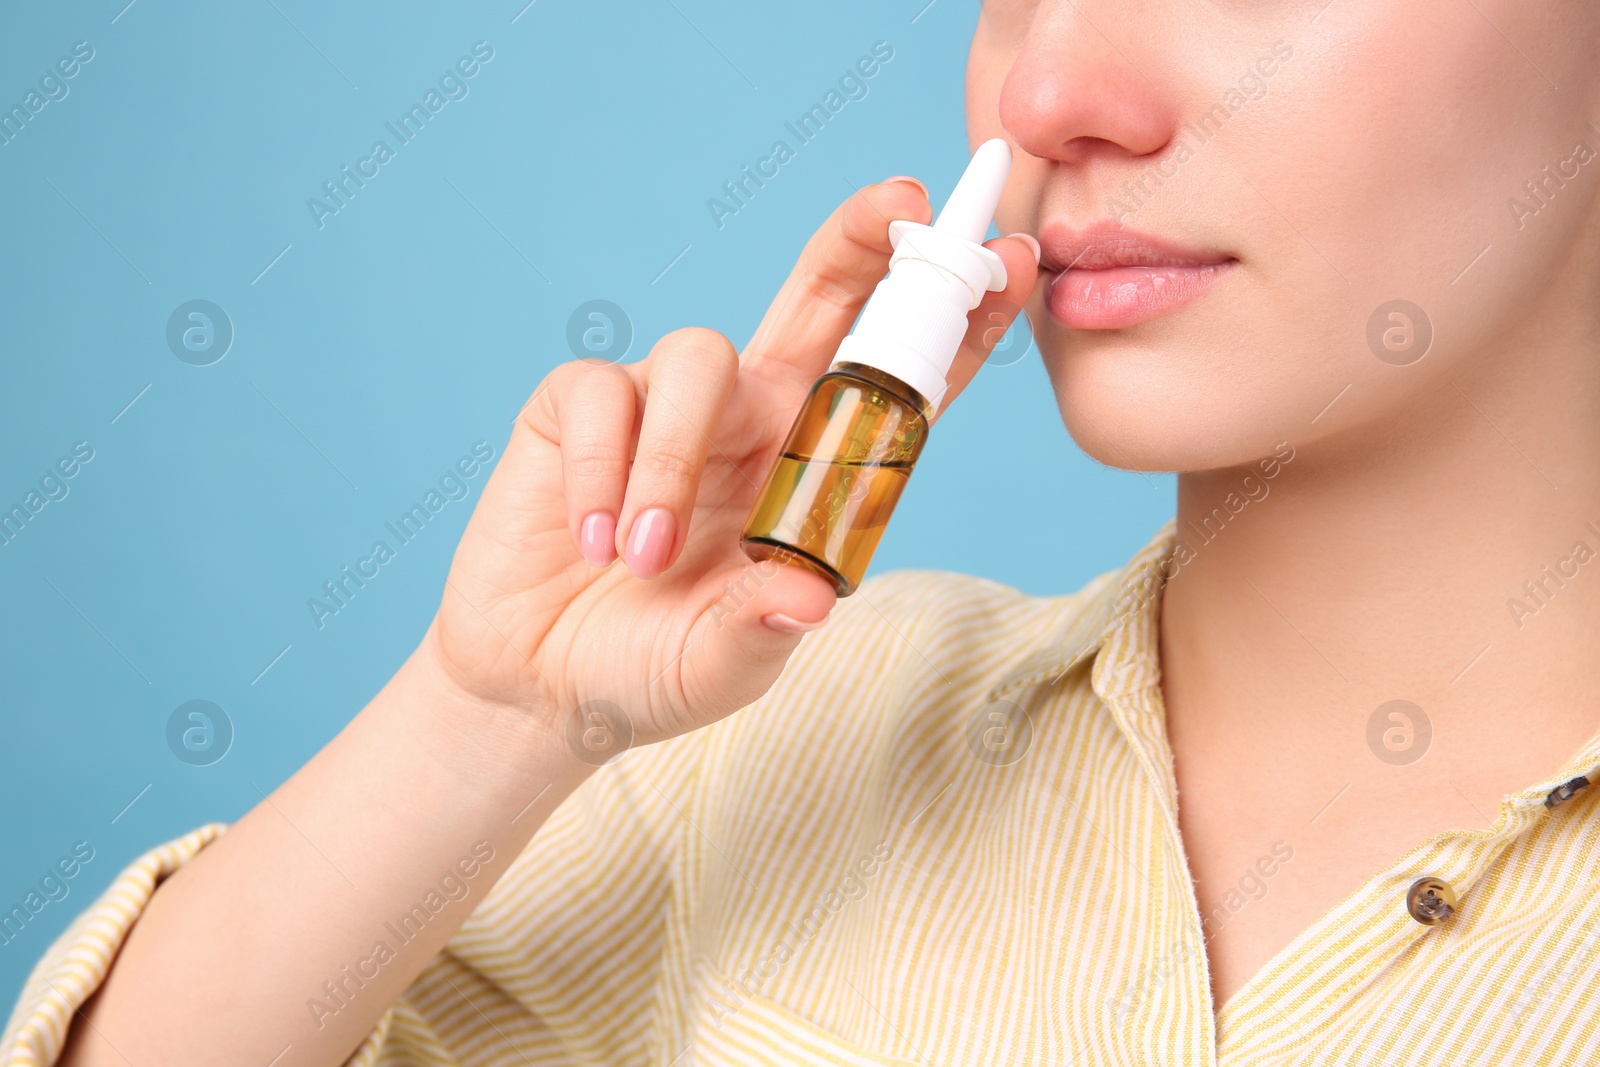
[1043,355,1312,475]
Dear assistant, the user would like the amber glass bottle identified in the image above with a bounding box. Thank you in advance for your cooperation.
[741,362,929,596]
[739,138,1014,597]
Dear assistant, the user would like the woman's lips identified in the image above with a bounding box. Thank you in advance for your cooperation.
[1039,224,1238,330]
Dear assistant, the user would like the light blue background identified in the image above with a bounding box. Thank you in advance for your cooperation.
[0,0,1173,1004]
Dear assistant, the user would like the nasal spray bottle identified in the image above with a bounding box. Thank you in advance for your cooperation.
[741,139,1013,595]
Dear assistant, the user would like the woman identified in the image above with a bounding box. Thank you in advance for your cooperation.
[9,1,1600,1063]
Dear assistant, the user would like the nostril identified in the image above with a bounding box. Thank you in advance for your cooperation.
[1057,135,1143,167]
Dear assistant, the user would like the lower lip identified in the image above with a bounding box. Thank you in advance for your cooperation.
[1045,262,1236,330]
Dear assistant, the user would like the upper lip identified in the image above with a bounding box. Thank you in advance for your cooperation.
[1037,222,1235,273]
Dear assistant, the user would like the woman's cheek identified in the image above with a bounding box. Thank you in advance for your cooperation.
[1258,3,1584,365]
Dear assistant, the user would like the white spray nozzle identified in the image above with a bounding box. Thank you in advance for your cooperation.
[887,137,1012,302]
[933,138,1013,244]
[829,139,1017,413]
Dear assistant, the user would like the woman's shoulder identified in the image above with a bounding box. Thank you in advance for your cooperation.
[701,563,1124,764]
[842,565,1111,621]
[814,565,1121,675]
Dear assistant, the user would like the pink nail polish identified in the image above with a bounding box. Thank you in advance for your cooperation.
[762,612,830,634]
[579,511,616,568]
[883,175,929,198]
[625,507,676,578]
[1007,232,1041,265]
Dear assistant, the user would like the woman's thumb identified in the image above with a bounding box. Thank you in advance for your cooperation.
[688,559,838,708]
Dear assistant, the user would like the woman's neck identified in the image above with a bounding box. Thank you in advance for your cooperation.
[1161,312,1600,820]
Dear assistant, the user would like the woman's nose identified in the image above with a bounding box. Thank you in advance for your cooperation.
[997,4,1175,166]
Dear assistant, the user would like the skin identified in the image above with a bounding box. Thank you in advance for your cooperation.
[970,0,1600,1010]
[55,1,1600,1062]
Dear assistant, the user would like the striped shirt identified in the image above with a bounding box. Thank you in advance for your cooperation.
[7,520,1600,1065]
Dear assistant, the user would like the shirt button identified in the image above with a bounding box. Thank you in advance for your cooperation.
[1406,877,1457,925]
[1545,775,1591,810]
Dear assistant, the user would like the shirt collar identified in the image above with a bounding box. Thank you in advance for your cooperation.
[987,518,1600,814]
[987,520,1177,704]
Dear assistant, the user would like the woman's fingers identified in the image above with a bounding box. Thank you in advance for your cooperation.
[616,327,740,579]
[934,233,1043,421]
[550,362,638,568]
[536,223,1038,578]
[741,178,932,391]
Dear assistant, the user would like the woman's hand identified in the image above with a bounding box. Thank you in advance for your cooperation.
[425,178,1040,755]
[51,181,1037,1067]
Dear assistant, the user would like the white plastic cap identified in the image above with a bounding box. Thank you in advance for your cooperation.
[831,138,1013,413]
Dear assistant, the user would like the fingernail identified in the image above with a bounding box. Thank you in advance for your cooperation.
[625,507,676,578]
[882,175,928,199]
[1007,232,1041,265]
[579,510,616,568]
[762,612,830,634]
